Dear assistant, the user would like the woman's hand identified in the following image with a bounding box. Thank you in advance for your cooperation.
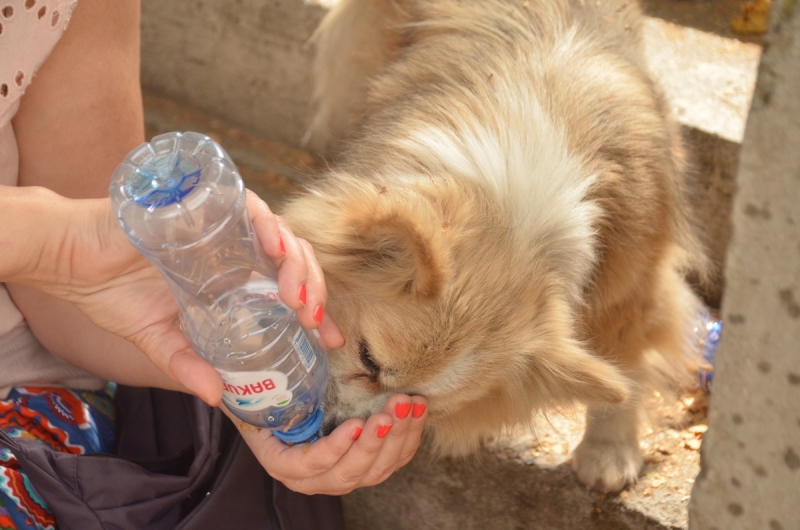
[224,394,428,495]
[2,186,344,404]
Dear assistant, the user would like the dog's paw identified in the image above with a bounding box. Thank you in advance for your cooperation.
[571,438,643,492]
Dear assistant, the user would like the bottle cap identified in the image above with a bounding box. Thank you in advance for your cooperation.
[272,408,324,445]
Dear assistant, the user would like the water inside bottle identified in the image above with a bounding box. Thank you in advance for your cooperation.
[186,277,328,431]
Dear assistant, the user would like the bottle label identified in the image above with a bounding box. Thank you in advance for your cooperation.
[292,328,317,371]
[220,370,293,411]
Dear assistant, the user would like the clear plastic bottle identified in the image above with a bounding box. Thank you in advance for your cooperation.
[109,131,328,444]
[692,306,722,391]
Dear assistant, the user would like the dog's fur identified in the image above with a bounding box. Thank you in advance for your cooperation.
[282,0,707,491]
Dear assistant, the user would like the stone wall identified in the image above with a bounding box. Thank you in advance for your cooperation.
[140,0,325,147]
[689,1,800,528]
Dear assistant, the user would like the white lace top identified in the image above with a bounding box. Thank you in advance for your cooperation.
[0,0,77,125]
[0,0,105,397]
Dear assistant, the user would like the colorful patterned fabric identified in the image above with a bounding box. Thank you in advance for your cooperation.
[0,385,116,530]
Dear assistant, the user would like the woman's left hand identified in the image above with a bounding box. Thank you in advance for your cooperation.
[222,394,428,495]
[6,186,344,404]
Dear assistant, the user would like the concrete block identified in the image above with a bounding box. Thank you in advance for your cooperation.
[642,19,762,307]
[688,1,800,529]
[141,0,325,146]
[643,18,761,144]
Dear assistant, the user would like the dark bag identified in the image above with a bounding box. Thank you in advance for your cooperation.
[0,386,344,530]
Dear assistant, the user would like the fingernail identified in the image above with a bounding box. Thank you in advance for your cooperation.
[412,403,426,418]
[396,402,412,419]
[313,305,324,324]
[377,424,392,439]
[279,237,286,254]
[298,284,307,305]
[352,427,363,440]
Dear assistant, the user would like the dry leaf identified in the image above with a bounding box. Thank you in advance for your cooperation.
[732,0,772,35]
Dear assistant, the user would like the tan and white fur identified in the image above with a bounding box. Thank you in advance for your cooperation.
[282,0,707,492]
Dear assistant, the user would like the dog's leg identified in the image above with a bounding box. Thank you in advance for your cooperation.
[573,251,701,491]
[305,0,408,155]
[572,395,644,492]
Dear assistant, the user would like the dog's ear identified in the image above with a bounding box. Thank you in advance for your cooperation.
[532,338,631,405]
[289,186,449,300]
[338,206,448,299]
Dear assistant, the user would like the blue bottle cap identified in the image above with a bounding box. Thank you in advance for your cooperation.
[272,408,324,445]
[127,152,202,208]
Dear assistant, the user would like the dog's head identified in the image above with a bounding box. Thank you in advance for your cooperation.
[283,173,630,455]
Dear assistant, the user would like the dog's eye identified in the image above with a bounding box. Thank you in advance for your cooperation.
[359,340,380,377]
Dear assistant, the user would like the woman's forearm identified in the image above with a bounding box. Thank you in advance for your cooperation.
[7,282,185,392]
[0,185,69,287]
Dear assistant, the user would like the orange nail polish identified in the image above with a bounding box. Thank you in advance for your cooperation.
[352,427,363,440]
[313,306,324,324]
[298,284,307,305]
[279,237,286,254]
[396,403,412,419]
[377,425,392,439]
[412,403,426,419]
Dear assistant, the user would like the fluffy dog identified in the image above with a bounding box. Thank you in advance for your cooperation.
[281,0,707,492]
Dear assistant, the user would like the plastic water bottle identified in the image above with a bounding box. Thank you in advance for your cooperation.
[692,306,722,391]
[109,132,328,444]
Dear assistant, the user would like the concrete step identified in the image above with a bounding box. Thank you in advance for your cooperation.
[140,1,764,528]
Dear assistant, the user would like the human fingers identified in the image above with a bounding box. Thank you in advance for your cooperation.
[293,239,328,330]
[356,394,416,485]
[318,311,346,349]
[395,395,428,470]
[220,405,365,493]
[295,239,345,347]
[271,418,365,484]
[246,190,285,263]
[303,411,395,494]
[247,190,309,311]
[136,322,223,405]
[274,220,312,312]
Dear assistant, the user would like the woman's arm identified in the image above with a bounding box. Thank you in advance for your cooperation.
[12,0,144,198]
[6,0,343,400]
[5,0,174,390]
